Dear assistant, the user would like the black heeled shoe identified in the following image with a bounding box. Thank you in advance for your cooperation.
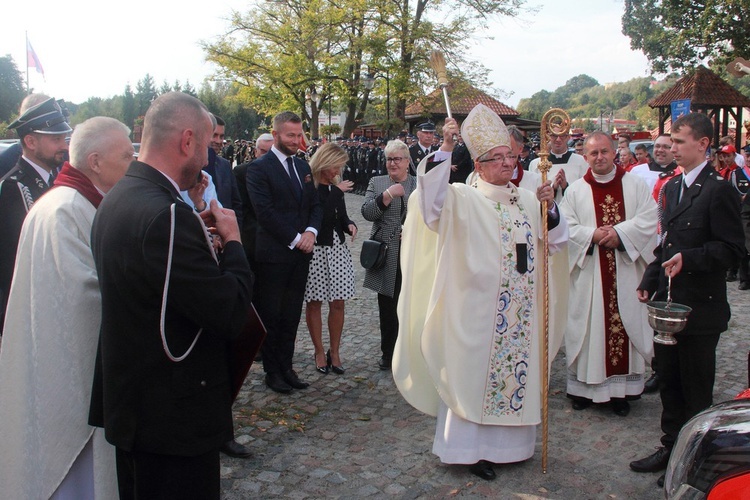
[315,353,329,374]
[327,350,345,375]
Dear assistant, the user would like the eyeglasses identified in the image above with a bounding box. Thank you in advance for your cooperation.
[478,154,517,164]
[386,157,405,163]
[653,144,671,149]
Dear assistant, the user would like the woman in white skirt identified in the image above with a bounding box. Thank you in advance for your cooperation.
[305,143,357,374]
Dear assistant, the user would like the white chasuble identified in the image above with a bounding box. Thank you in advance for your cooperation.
[560,171,658,400]
[0,187,117,500]
[394,156,569,427]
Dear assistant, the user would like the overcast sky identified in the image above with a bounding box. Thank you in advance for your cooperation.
[2,0,651,109]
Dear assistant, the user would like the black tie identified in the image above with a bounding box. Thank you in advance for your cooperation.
[48,168,58,186]
[679,180,687,203]
[287,157,302,198]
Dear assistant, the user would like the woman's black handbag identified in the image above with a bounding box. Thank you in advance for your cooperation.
[360,239,388,269]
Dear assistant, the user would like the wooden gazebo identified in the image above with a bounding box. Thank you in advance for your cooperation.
[649,66,750,149]
[404,83,539,134]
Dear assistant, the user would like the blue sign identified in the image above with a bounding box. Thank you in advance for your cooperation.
[671,99,691,120]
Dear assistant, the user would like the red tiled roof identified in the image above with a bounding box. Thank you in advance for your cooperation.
[649,66,750,108]
[405,84,519,118]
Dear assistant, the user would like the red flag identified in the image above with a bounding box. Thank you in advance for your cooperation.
[27,39,45,79]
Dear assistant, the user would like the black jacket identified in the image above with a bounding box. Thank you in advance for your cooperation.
[315,184,355,246]
[639,165,744,334]
[89,161,253,455]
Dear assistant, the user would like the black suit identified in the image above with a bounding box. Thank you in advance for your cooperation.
[639,163,744,450]
[206,149,243,226]
[89,161,253,498]
[246,149,322,376]
[234,161,258,267]
[409,143,436,175]
[0,158,52,333]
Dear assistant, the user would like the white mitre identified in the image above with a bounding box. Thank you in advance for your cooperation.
[460,103,511,159]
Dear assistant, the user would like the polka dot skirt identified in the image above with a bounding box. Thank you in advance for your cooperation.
[304,235,356,302]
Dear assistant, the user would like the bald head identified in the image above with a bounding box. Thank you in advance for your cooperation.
[139,92,213,189]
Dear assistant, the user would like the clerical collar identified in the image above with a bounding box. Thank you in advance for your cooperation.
[591,167,617,183]
[550,150,567,159]
[475,177,518,205]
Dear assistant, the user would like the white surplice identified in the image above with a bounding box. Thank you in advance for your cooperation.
[560,170,658,402]
[0,186,117,499]
[394,155,569,464]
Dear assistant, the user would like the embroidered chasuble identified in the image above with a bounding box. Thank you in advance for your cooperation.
[394,156,569,426]
[583,168,629,377]
[560,167,658,403]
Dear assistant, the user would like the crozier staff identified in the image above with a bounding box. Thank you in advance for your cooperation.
[394,105,569,481]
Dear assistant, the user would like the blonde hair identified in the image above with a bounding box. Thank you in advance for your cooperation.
[309,143,348,186]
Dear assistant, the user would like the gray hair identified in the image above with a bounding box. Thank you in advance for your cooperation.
[256,133,273,142]
[19,93,51,114]
[384,139,409,158]
[69,117,131,170]
[507,125,525,146]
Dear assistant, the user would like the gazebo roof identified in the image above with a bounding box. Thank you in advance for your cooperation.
[649,66,750,108]
[405,84,519,119]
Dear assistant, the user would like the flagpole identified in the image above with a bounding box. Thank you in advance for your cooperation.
[25,31,30,94]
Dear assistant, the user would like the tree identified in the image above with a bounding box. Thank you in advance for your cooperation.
[622,0,750,74]
[204,0,525,138]
[0,56,26,123]
[135,74,157,117]
[121,84,137,131]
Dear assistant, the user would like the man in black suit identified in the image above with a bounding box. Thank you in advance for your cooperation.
[0,97,71,335]
[631,113,745,486]
[206,115,243,224]
[247,111,322,393]
[89,92,253,499]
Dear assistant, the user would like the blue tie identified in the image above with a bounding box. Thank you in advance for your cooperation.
[287,157,302,198]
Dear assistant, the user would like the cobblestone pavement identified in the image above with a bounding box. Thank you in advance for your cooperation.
[221,192,749,499]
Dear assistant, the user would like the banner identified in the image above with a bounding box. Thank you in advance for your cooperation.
[27,38,45,79]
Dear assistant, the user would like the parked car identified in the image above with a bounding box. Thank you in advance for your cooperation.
[629,139,654,158]
[665,362,750,499]
[0,139,18,155]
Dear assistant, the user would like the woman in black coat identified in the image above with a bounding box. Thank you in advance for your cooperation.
[304,144,357,374]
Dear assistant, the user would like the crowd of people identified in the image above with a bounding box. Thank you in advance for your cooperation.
[0,90,747,497]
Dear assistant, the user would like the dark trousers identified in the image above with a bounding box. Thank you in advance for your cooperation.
[377,267,402,361]
[255,259,309,374]
[655,332,720,449]
[116,448,219,500]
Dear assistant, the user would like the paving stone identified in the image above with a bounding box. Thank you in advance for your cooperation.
[221,192,748,499]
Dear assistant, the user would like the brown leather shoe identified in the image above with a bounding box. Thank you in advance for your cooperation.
[630,447,671,472]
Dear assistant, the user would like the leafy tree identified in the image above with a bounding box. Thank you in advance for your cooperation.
[204,0,525,138]
[622,0,750,74]
[0,55,26,123]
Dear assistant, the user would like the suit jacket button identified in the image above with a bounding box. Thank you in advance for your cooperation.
[200,380,207,387]
[667,243,672,248]
[687,222,691,226]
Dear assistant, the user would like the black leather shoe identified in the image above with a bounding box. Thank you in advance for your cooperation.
[378,357,391,371]
[740,281,750,290]
[612,399,630,417]
[468,460,496,481]
[265,373,293,393]
[657,474,665,488]
[643,372,659,393]
[282,369,309,389]
[571,398,591,411]
[726,271,738,282]
[327,350,345,374]
[220,439,252,459]
[630,447,671,472]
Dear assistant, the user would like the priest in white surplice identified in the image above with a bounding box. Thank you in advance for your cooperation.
[560,131,658,417]
[0,117,133,499]
[394,104,569,481]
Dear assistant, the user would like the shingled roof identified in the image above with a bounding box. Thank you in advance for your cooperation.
[649,66,750,108]
[405,84,519,118]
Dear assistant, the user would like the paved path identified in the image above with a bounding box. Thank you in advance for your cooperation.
[222,192,749,499]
